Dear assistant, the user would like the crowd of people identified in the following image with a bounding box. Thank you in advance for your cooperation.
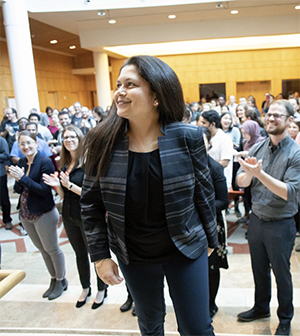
[0,55,300,336]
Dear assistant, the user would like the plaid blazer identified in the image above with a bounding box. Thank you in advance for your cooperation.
[81,122,217,265]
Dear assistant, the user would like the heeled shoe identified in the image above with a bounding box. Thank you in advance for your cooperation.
[120,295,133,312]
[48,278,68,300]
[76,287,91,308]
[91,288,107,310]
[42,279,56,298]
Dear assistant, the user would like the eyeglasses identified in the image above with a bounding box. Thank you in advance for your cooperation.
[265,113,288,119]
[62,135,77,141]
[19,141,35,147]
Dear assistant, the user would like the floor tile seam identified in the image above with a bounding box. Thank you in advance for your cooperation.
[0,328,273,336]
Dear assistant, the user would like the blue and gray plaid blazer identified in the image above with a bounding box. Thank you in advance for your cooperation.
[81,122,217,265]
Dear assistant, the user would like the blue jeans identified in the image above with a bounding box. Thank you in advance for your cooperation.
[119,250,214,336]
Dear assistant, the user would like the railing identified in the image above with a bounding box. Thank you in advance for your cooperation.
[0,269,26,299]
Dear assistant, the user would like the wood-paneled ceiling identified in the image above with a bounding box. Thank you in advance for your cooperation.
[0,9,90,57]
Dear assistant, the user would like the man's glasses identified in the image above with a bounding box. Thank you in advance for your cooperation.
[265,113,288,119]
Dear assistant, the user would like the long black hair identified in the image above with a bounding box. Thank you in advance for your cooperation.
[83,55,185,177]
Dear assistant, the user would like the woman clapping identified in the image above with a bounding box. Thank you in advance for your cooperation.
[9,131,67,300]
[43,125,108,308]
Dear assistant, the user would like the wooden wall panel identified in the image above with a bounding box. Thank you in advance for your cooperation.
[1,39,300,113]
[0,41,96,113]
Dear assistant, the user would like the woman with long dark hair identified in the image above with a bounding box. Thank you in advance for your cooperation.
[81,56,217,335]
[9,131,67,300]
[43,125,108,309]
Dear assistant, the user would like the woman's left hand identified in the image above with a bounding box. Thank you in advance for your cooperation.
[59,171,70,189]
[207,247,214,257]
[9,165,24,181]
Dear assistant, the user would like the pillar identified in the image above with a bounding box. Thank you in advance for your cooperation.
[2,0,40,118]
[93,52,112,109]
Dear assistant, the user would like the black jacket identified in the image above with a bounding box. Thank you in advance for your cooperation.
[14,152,55,214]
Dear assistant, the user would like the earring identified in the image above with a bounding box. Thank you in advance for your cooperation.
[154,100,159,106]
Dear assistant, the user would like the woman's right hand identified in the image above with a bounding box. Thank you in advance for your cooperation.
[95,258,124,286]
[43,173,60,187]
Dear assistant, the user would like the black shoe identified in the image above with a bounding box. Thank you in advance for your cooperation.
[132,306,136,317]
[235,209,242,218]
[237,216,249,224]
[42,279,56,298]
[76,287,91,308]
[5,222,13,230]
[91,288,107,310]
[275,322,291,335]
[120,296,133,312]
[48,278,68,300]
[210,304,218,318]
[237,307,270,322]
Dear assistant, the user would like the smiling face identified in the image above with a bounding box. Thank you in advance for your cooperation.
[114,65,157,123]
[59,114,71,127]
[221,113,232,130]
[266,103,290,136]
[288,121,300,139]
[237,105,246,120]
[62,130,79,152]
[18,135,37,158]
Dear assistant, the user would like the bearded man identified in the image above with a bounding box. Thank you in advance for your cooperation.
[236,100,300,335]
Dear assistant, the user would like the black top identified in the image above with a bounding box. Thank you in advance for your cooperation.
[125,149,180,264]
[61,163,84,220]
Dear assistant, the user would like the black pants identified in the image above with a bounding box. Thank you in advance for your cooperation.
[63,217,106,291]
[0,174,12,224]
[248,213,295,323]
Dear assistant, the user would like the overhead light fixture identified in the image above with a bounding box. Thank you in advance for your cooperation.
[50,40,58,44]
[168,15,176,19]
[295,5,300,9]
[109,19,116,24]
[98,11,106,16]
[69,45,76,49]
[216,3,223,8]
[231,10,239,14]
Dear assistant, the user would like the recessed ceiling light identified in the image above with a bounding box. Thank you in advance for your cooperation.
[69,45,76,49]
[109,20,116,24]
[295,5,300,9]
[231,10,239,14]
[98,11,106,16]
[168,15,176,19]
[50,40,58,44]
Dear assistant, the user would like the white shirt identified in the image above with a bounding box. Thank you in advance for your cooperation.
[228,103,238,117]
[208,129,233,188]
[37,124,53,142]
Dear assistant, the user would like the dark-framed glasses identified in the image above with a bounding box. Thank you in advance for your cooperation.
[265,113,288,119]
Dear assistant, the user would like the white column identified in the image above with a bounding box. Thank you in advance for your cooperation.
[3,0,40,118]
[93,52,112,109]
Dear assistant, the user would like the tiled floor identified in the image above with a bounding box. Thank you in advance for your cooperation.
[1,179,300,335]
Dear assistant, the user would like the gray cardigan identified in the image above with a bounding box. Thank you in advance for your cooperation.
[81,122,218,265]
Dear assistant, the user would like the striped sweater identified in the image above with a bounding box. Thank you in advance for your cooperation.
[81,122,218,265]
